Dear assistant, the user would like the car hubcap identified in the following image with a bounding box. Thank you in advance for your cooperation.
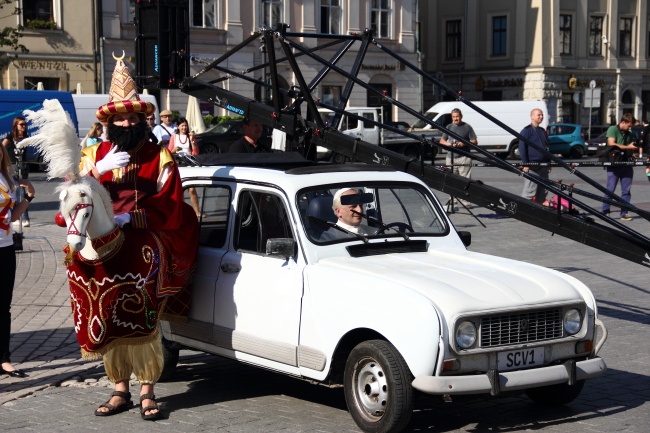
[355,359,388,417]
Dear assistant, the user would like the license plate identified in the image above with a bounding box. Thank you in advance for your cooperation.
[497,348,544,371]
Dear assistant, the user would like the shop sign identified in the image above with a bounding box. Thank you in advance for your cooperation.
[12,60,69,71]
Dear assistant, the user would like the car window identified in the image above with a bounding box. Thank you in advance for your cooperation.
[299,184,447,244]
[235,190,294,254]
[185,186,231,248]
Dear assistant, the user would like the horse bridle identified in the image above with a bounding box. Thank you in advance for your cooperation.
[67,202,94,237]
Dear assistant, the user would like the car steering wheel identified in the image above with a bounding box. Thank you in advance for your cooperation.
[376,222,414,234]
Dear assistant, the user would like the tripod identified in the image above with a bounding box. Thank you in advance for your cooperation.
[444,145,486,228]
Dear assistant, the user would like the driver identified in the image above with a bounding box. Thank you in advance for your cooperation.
[319,188,374,240]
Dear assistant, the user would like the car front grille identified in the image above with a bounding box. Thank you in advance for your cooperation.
[480,309,563,348]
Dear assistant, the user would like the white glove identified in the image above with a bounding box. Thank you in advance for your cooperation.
[95,146,130,175]
[114,213,131,228]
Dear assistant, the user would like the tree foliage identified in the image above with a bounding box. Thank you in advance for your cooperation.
[0,0,29,69]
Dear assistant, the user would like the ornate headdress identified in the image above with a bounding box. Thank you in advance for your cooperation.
[96,52,155,123]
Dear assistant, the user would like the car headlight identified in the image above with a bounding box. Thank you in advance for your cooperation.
[564,309,582,335]
[455,320,477,349]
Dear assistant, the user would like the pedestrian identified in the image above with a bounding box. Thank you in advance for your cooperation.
[518,108,551,205]
[168,118,202,217]
[601,113,638,220]
[78,57,199,420]
[0,143,36,378]
[152,109,177,146]
[145,113,158,144]
[439,108,477,208]
[80,122,104,147]
[229,118,270,153]
[1,117,31,227]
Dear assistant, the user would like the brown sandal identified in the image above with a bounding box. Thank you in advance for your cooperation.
[140,393,163,421]
[94,391,133,416]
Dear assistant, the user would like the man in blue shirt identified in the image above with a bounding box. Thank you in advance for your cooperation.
[518,108,551,204]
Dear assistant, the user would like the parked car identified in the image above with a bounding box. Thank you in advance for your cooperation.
[583,125,610,141]
[194,119,272,154]
[161,153,608,433]
[547,123,587,158]
[586,131,609,155]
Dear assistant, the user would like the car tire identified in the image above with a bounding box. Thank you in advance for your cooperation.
[568,146,585,159]
[402,144,420,160]
[525,380,585,406]
[507,142,520,160]
[158,336,180,382]
[332,152,347,164]
[344,340,414,433]
[202,143,220,154]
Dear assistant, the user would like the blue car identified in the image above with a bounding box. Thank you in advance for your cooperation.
[547,123,587,158]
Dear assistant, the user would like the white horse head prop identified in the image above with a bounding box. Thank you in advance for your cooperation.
[58,176,117,263]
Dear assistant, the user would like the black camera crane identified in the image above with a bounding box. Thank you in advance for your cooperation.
[178,25,650,266]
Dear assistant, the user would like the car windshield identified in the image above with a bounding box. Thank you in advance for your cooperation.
[298,183,448,244]
[205,122,235,134]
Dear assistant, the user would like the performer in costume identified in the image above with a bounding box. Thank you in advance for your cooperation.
[77,55,199,420]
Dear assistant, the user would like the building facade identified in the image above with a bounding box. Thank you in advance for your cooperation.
[1,0,420,124]
[419,0,650,130]
[0,1,100,94]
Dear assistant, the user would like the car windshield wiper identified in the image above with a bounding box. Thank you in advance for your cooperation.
[308,216,369,243]
[351,210,410,241]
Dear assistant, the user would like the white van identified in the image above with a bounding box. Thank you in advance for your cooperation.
[412,101,548,158]
[72,94,159,139]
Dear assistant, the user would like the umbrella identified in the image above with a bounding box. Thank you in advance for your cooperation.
[185,95,206,133]
[76,82,84,94]
[36,82,45,90]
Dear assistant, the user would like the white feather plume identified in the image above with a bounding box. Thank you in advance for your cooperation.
[20,99,80,180]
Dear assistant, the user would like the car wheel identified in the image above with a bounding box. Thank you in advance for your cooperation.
[402,144,420,160]
[525,380,585,406]
[569,146,585,159]
[158,337,180,382]
[508,142,520,160]
[332,152,347,164]
[201,143,220,154]
[344,340,414,433]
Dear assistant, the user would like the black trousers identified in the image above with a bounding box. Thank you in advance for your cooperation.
[0,244,17,364]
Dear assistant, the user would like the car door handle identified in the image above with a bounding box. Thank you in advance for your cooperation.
[220,263,241,273]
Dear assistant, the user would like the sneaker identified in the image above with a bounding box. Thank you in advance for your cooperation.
[620,215,633,221]
[22,220,30,227]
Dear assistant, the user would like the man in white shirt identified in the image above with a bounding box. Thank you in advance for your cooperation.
[152,110,177,146]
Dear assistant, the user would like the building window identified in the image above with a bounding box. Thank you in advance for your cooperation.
[370,0,390,39]
[321,85,342,106]
[191,0,219,28]
[589,16,603,56]
[320,0,341,34]
[262,0,282,28]
[22,0,58,28]
[491,16,507,56]
[619,17,633,57]
[559,14,572,55]
[445,20,462,60]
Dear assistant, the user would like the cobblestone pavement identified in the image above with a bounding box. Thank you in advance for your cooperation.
[1,166,649,432]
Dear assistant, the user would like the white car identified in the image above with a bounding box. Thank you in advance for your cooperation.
[161,154,607,433]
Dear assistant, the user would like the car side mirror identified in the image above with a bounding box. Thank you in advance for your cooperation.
[457,230,471,247]
[266,238,296,259]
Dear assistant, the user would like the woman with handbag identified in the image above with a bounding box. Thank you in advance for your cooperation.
[0,144,35,378]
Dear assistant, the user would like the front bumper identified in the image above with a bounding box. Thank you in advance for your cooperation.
[412,357,606,396]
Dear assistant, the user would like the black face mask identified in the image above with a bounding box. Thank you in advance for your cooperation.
[107,121,147,152]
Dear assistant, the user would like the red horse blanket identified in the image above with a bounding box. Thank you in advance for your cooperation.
[66,225,191,359]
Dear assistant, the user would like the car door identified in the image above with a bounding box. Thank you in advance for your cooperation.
[213,186,303,367]
[183,184,232,325]
[548,124,574,154]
